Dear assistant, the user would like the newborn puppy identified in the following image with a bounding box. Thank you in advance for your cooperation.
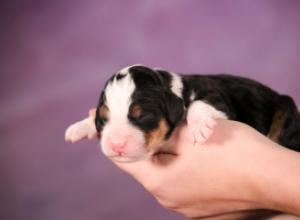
[65,65,300,162]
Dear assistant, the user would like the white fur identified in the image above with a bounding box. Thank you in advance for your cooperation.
[105,74,135,120]
[119,64,142,75]
[102,73,147,162]
[65,66,229,161]
[65,116,97,143]
[101,121,147,162]
[190,90,196,101]
[169,72,183,98]
[187,100,227,144]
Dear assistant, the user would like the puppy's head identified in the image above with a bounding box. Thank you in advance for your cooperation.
[95,65,185,162]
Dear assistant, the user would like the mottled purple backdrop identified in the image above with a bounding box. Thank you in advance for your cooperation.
[1,0,300,220]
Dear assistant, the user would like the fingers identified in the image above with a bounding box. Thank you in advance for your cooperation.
[112,125,189,185]
[110,121,239,192]
[113,159,155,186]
[167,123,196,155]
[112,120,241,180]
[112,153,178,191]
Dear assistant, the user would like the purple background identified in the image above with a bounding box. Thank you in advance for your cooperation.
[1,1,300,220]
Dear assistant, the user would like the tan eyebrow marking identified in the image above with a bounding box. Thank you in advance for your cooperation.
[144,119,169,151]
[268,110,285,142]
[130,104,143,118]
[99,105,109,119]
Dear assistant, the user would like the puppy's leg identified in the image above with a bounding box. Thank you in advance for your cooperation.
[268,95,300,151]
[187,100,227,144]
[65,116,98,143]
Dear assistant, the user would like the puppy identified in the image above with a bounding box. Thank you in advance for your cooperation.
[65,65,300,162]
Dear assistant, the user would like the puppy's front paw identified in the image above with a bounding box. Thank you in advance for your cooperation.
[65,117,98,143]
[186,101,227,144]
[187,114,216,144]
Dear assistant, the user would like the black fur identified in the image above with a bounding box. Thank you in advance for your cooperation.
[126,66,185,136]
[178,73,299,151]
[96,66,300,151]
[95,92,106,132]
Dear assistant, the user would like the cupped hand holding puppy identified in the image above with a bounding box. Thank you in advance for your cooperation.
[114,120,300,219]
[67,109,300,220]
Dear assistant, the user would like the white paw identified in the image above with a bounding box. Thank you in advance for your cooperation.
[65,117,98,143]
[187,115,216,144]
[186,101,227,144]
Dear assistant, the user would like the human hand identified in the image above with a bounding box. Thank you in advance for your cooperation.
[66,109,300,219]
[112,120,300,219]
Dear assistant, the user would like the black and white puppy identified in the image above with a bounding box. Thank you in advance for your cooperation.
[65,65,300,162]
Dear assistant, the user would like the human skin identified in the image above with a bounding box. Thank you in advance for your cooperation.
[86,109,300,219]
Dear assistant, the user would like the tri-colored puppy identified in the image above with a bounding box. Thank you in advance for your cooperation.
[65,65,300,162]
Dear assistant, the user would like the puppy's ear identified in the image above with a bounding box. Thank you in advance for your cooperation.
[95,107,102,132]
[163,91,185,128]
[128,65,165,88]
[95,92,106,132]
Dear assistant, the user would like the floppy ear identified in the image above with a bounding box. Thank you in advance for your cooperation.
[95,91,106,132]
[95,107,102,132]
[163,90,185,128]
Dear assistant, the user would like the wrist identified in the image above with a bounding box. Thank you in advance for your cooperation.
[249,144,300,216]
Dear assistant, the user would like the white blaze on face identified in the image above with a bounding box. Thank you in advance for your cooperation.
[169,72,183,98]
[105,74,135,120]
[100,73,148,162]
[119,64,142,75]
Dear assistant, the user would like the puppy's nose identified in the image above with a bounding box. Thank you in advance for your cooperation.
[109,139,127,154]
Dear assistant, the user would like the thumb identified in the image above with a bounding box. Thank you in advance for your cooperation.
[113,158,156,184]
[112,153,177,191]
[111,124,187,185]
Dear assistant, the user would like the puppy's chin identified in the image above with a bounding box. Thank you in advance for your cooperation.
[107,153,151,163]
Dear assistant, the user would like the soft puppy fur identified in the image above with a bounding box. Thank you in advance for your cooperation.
[65,65,300,162]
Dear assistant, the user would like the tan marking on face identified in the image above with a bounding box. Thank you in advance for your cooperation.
[130,104,143,119]
[144,119,169,152]
[267,111,285,142]
[99,105,109,120]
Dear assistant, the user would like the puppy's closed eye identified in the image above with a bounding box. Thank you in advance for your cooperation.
[137,112,156,123]
[129,104,159,131]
